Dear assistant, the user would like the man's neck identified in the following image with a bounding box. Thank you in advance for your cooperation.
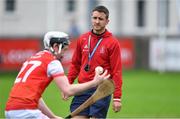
[92,29,106,36]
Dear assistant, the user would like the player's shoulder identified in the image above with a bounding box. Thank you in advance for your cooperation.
[79,32,90,40]
[104,35,120,50]
[77,32,90,45]
[31,50,55,62]
[42,50,55,60]
[106,35,119,44]
[104,30,118,42]
[112,36,119,43]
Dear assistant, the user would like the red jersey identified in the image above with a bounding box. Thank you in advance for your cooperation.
[68,30,122,99]
[6,50,65,110]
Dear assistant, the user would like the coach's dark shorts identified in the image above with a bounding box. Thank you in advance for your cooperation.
[70,87,111,118]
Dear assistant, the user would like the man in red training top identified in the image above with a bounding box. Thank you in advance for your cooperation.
[67,5,122,118]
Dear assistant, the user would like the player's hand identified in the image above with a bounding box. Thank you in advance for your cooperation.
[61,92,69,101]
[112,101,122,113]
[94,70,110,83]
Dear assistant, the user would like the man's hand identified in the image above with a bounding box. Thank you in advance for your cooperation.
[112,101,122,112]
[93,70,110,84]
[61,92,69,101]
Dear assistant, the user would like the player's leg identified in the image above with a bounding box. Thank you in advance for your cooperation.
[71,115,89,119]
[5,109,49,119]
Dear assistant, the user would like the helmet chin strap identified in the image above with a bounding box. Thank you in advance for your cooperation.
[50,44,62,55]
[58,44,62,54]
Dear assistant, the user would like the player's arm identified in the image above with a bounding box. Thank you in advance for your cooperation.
[54,70,110,98]
[38,98,62,119]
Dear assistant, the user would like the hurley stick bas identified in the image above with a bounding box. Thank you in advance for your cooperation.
[65,79,115,118]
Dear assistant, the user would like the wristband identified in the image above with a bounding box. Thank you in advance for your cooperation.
[113,98,121,102]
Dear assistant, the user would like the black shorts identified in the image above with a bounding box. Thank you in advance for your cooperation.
[70,87,111,118]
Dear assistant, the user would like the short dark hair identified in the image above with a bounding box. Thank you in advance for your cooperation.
[92,5,109,19]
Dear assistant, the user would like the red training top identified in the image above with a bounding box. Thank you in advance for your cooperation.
[68,30,122,99]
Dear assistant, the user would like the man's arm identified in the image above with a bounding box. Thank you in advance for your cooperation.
[54,70,110,98]
[38,98,62,119]
[109,39,122,112]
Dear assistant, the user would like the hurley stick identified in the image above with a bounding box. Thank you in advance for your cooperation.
[65,79,115,118]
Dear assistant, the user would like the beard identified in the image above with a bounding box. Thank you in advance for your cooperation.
[93,25,105,34]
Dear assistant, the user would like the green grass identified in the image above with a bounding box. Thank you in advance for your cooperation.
[1,70,180,118]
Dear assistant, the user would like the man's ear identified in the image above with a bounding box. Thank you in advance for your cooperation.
[106,19,109,25]
[52,43,59,51]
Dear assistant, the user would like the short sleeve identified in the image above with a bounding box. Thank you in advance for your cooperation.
[47,60,65,78]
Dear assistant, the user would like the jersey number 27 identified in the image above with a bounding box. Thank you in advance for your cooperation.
[14,61,41,83]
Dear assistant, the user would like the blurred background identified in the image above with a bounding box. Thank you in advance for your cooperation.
[0,0,180,118]
[0,0,180,71]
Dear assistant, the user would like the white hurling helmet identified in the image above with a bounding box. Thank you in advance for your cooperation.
[43,31,70,54]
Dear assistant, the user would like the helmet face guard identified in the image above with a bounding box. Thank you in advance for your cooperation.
[50,37,70,49]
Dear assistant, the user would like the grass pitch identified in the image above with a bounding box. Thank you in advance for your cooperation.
[1,70,180,118]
